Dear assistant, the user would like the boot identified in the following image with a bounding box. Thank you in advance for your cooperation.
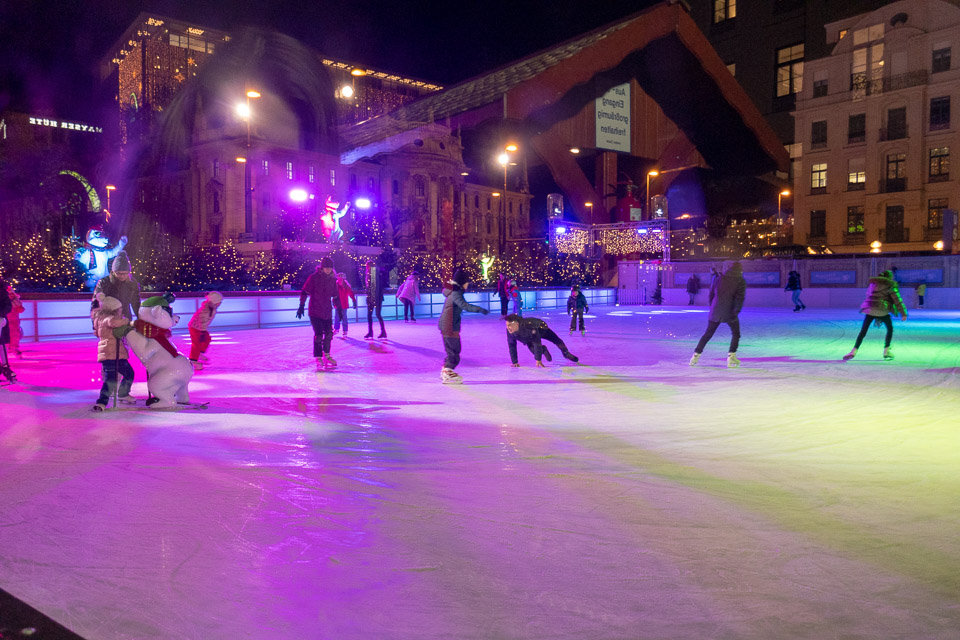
[727,352,740,368]
[441,367,463,384]
[793,305,801,312]
[883,347,894,360]
[562,351,579,363]
[323,354,338,367]
[364,330,373,339]
[541,347,553,362]
[689,352,700,366]
[843,348,857,361]
[378,330,388,339]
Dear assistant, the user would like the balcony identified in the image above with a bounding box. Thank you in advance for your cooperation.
[925,225,944,241]
[846,181,865,191]
[843,232,866,245]
[879,227,910,243]
[851,70,928,96]
[929,173,950,183]
[879,178,906,193]
[878,125,908,141]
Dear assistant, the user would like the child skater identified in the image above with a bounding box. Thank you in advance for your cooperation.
[333,272,357,336]
[508,279,523,316]
[438,268,490,384]
[188,291,222,370]
[843,270,907,361]
[91,293,135,411]
[397,270,421,322]
[0,275,15,383]
[5,282,23,358]
[567,284,589,336]
[298,257,342,369]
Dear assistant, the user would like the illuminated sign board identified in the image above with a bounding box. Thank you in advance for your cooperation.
[29,117,103,134]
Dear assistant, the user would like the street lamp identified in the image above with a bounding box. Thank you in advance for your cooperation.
[237,90,260,235]
[497,145,518,256]
[104,185,116,222]
[777,189,791,244]
[646,170,659,219]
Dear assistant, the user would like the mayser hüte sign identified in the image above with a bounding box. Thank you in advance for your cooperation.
[596,83,630,153]
[29,117,102,134]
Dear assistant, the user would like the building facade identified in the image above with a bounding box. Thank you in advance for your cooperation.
[793,0,960,253]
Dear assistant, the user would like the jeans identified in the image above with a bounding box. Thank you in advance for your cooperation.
[367,301,385,335]
[97,359,135,405]
[334,307,349,332]
[189,328,211,361]
[791,290,804,307]
[569,309,585,331]
[695,319,741,354]
[511,298,522,316]
[854,314,893,349]
[309,316,334,356]
[402,298,415,321]
[443,336,461,369]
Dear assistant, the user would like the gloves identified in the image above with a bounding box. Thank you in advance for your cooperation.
[112,324,134,339]
[353,302,358,309]
[296,306,305,319]
[585,307,589,313]
[480,308,490,315]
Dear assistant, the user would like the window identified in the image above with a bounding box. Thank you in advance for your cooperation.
[847,158,865,190]
[776,44,804,97]
[847,205,865,234]
[885,205,905,242]
[811,120,827,148]
[509,201,513,214]
[810,210,826,238]
[930,97,951,130]
[329,169,336,186]
[713,0,735,23]
[813,70,828,97]
[487,197,491,211]
[368,177,375,190]
[933,45,951,73]
[308,166,315,183]
[929,146,950,181]
[886,152,906,191]
[811,162,827,192]
[261,160,269,176]
[285,161,293,180]
[886,107,907,139]
[414,178,425,197]
[474,195,480,208]
[851,26,884,96]
[929,198,948,229]
[848,113,866,143]
[213,191,220,213]
[473,215,480,234]
[392,180,399,195]
[486,215,492,234]
[350,174,357,189]
[726,63,736,77]
[213,159,219,178]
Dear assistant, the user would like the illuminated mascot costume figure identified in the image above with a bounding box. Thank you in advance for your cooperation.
[115,294,193,409]
[76,227,127,290]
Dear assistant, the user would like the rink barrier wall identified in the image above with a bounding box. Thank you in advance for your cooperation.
[16,288,617,342]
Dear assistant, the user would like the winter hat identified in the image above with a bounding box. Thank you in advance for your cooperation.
[321,256,334,269]
[571,284,580,291]
[879,270,893,279]
[96,292,122,312]
[206,291,223,305]
[449,268,468,287]
[111,251,131,274]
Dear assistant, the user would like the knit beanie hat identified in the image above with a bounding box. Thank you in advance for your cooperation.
[321,256,334,269]
[449,269,468,287]
[97,292,122,312]
[111,251,131,273]
[206,291,223,305]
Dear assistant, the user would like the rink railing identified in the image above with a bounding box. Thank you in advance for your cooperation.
[17,288,616,342]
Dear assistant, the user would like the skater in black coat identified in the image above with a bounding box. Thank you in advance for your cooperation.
[785,270,805,311]
[0,276,15,382]
[689,261,746,368]
[298,257,342,368]
[505,314,579,367]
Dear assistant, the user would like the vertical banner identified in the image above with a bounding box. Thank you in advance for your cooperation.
[596,83,631,153]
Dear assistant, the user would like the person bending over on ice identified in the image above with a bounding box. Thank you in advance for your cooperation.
[438,268,490,384]
[843,270,907,361]
[298,257,342,369]
[506,314,579,367]
[689,261,746,368]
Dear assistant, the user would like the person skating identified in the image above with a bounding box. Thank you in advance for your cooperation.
[397,270,421,322]
[689,261,746,368]
[91,293,136,411]
[4,282,23,358]
[297,257,342,369]
[188,291,222,370]
[0,275,15,383]
[496,273,510,320]
[566,285,589,336]
[843,270,907,361]
[334,272,357,336]
[915,281,927,309]
[785,270,805,311]
[508,279,523,316]
[438,268,490,384]
[91,251,141,321]
[686,273,701,305]
[364,259,387,339]
[506,314,579,367]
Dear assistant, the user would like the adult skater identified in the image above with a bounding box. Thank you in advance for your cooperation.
[297,257,342,369]
[91,251,141,321]
[438,268,490,384]
[686,273,700,305]
[689,261,746,368]
[496,273,510,320]
[843,270,907,361]
[397,270,421,322]
[334,272,357,336]
[506,314,579,367]
[0,275,15,383]
[785,270,805,311]
[364,259,387,339]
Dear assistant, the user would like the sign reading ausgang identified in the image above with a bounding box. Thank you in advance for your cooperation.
[596,83,630,153]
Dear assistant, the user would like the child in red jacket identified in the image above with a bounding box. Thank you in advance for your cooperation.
[188,291,222,370]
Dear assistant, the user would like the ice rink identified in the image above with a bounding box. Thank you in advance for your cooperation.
[1,304,959,639]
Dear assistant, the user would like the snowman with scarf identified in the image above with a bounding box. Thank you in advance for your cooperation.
[114,293,193,409]
[76,226,127,290]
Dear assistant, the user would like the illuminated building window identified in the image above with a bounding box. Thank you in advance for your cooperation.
[886,153,906,192]
[329,169,336,186]
[933,45,951,73]
[811,162,827,193]
[713,0,735,23]
[776,43,804,97]
[929,146,950,182]
[847,158,865,190]
[847,206,865,234]
[286,161,293,180]
[929,198,948,229]
[308,166,315,183]
[261,160,269,176]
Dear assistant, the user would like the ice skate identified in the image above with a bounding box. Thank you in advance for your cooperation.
[842,348,857,361]
[322,354,338,368]
[562,350,579,363]
[190,359,203,370]
[117,394,137,404]
[342,330,348,337]
[91,404,106,412]
[441,367,463,384]
[378,331,387,339]
[689,352,700,366]
[333,328,340,335]
[793,305,801,312]
[569,329,573,336]
[727,352,740,368]
[1,365,16,382]
[580,329,586,336]
[364,331,373,339]
[411,319,417,323]
[315,357,324,370]
[883,347,894,361]
[198,353,210,363]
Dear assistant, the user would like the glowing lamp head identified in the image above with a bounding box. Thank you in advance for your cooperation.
[355,197,372,210]
[106,185,116,191]
[870,240,882,250]
[236,103,251,119]
[497,153,509,166]
[340,85,354,99]
[235,157,247,163]
[555,226,567,235]
[569,147,580,154]
[289,188,309,202]
[350,69,366,77]
[934,240,944,250]
[648,170,659,177]
[780,190,791,196]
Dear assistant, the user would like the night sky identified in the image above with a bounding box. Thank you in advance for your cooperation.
[1,0,660,120]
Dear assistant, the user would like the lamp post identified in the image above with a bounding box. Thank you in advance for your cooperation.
[497,145,518,256]
[646,170,659,220]
[104,185,116,223]
[777,189,790,244]
[237,90,260,236]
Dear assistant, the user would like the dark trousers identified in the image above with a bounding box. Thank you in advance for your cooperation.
[334,307,349,332]
[499,296,508,317]
[569,310,585,331]
[309,316,334,356]
[97,359,135,405]
[189,328,210,361]
[443,336,461,369]
[402,298,415,321]
[695,319,741,354]
[854,314,893,349]
[791,290,804,307]
[540,327,572,356]
[367,301,385,335]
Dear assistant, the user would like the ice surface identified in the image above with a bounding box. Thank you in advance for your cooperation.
[0,305,959,639]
